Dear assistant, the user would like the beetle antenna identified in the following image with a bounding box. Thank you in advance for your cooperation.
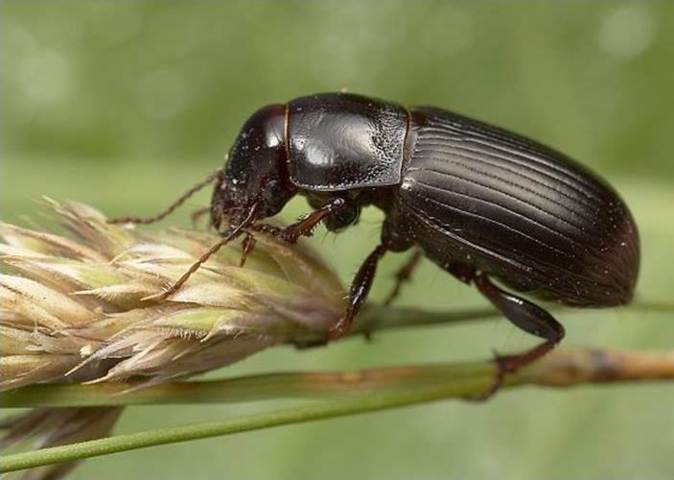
[108,167,224,225]
[146,202,259,301]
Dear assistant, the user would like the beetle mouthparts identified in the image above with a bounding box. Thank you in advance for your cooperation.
[221,202,260,234]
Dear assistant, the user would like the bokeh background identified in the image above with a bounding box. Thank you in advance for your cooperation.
[2,1,673,479]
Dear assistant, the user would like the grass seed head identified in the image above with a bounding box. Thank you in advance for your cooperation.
[0,199,345,391]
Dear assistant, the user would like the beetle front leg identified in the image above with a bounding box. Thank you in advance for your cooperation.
[252,197,347,244]
[282,197,349,242]
[241,198,347,266]
[328,243,389,339]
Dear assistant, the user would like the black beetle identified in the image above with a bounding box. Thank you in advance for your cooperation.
[112,92,639,384]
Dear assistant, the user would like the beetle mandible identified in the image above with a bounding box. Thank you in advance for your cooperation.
[111,92,640,386]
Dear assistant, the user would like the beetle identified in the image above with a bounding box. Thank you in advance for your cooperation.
[111,92,640,387]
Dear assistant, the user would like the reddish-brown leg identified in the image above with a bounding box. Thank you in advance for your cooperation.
[275,197,347,243]
[108,168,222,225]
[239,197,346,267]
[238,197,348,267]
[328,243,389,339]
[250,197,347,244]
[383,249,423,305]
[239,234,257,267]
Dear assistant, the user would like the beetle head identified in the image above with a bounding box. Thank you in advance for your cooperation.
[211,104,296,229]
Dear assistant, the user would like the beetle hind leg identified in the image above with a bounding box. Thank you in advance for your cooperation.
[474,274,565,346]
[472,272,565,399]
[443,262,565,399]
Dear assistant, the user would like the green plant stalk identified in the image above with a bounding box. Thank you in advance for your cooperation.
[2,379,489,473]
[353,305,498,334]
[354,300,670,335]
[3,347,674,473]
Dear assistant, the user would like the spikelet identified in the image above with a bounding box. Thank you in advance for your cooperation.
[0,199,344,390]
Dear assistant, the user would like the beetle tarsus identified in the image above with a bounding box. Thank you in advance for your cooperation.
[471,340,559,401]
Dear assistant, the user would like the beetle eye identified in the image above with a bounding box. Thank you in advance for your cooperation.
[335,206,359,225]
[325,203,360,232]
[263,180,282,202]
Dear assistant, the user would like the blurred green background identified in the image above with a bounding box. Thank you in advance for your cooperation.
[2,1,673,479]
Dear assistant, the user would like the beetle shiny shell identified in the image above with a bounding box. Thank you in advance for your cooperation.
[115,92,640,389]
[209,92,639,380]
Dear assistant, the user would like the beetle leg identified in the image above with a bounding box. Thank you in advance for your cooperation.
[243,197,348,265]
[239,233,257,268]
[474,274,565,345]
[328,243,389,339]
[108,167,223,225]
[279,198,347,243]
[190,206,211,228]
[383,249,423,305]
[251,197,347,243]
[472,273,566,399]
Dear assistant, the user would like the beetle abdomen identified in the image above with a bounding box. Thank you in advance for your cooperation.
[399,107,639,307]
